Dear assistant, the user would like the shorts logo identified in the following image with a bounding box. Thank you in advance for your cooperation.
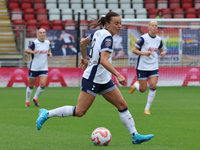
[92,85,95,91]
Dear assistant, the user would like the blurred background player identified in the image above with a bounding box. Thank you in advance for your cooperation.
[129,21,165,114]
[58,30,77,56]
[24,28,52,107]
[112,34,125,57]
[36,12,154,144]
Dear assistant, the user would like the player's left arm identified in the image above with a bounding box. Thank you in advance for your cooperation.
[48,48,52,57]
[159,40,165,58]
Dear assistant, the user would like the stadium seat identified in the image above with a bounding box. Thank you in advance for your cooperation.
[27,19,38,27]
[169,0,180,9]
[71,3,82,9]
[123,14,135,19]
[58,3,70,10]
[13,19,25,37]
[24,8,35,21]
[33,0,45,10]
[162,8,172,18]
[36,8,48,21]
[99,9,110,16]
[173,8,184,18]
[95,3,106,9]
[13,19,25,25]
[74,9,85,21]
[144,0,156,10]
[83,0,94,3]
[88,19,100,29]
[195,0,200,9]
[26,26,38,38]
[49,9,60,21]
[40,25,51,29]
[21,0,32,10]
[83,3,94,9]
[185,8,197,18]
[136,8,147,19]
[157,0,168,9]
[107,3,119,9]
[133,3,143,10]
[46,3,57,10]
[8,2,19,9]
[64,19,75,29]
[52,26,63,30]
[120,3,131,9]
[58,0,70,3]
[11,8,22,20]
[71,0,82,3]
[124,9,135,15]
[182,3,193,9]
[111,9,122,16]
[148,8,159,18]
[87,9,98,21]
[52,20,63,26]
[39,20,51,29]
[80,19,88,30]
[176,22,188,29]
[61,9,73,21]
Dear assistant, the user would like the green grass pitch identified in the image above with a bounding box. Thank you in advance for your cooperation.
[0,86,199,150]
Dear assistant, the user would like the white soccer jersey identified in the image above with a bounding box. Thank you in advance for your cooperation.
[83,29,113,84]
[135,33,163,70]
[28,39,50,71]
[60,33,71,43]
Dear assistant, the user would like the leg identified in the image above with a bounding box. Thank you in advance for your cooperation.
[36,90,95,130]
[144,76,158,114]
[103,87,154,144]
[25,78,36,107]
[33,76,48,106]
[102,87,137,136]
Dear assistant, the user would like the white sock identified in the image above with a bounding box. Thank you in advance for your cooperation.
[26,86,33,102]
[62,48,66,56]
[48,106,75,117]
[71,47,77,53]
[134,82,140,91]
[145,89,156,111]
[33,86,45,99]
[119,108,138,137]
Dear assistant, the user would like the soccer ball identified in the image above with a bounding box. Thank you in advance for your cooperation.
[91,127,112,146]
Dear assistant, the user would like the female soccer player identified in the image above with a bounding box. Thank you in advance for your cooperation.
[24,28,52,107]
[129,21,165,114]
[36,12,154,144]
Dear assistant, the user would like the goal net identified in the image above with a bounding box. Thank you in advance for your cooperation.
[112,19,200,87]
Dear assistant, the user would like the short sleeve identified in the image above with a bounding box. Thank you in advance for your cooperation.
[135,37,144,48]
[28,41,35,51]
[101,36,113,50]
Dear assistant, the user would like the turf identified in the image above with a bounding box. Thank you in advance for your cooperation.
[0,86,199,150]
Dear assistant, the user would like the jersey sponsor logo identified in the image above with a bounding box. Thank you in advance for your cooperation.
[39,50,48,54]
[148,47,157,52]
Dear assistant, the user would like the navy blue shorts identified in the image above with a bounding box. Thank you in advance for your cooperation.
[29,70,48,78]
[136,69,159,80]
[81,78,117,96]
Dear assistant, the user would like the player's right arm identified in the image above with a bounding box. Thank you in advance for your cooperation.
[24,41,39,54]
[132,37,151,56]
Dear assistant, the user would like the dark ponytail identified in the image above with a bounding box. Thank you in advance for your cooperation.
[89,12,120,29]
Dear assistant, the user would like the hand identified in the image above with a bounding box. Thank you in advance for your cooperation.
[48,51,52,57]
[33,50,39,54]
[145,51,151,57]
[160,51,165,58]
[78,58,88,70]
[116,74,127,85]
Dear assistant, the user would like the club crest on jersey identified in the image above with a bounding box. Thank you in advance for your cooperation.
[105,38,111,47]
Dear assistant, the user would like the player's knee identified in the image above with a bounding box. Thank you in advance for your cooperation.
[139,88,146,93]
[118,100,127,110]
[150,84,156,90]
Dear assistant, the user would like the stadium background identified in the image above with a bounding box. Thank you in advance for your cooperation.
[0,0,200,87]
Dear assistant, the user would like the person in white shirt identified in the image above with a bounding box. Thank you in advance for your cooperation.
[112,34,124,57]
[36,12,154,144]
[129,21,165,114]
[24,28,52,107]
[59,30,77,56]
